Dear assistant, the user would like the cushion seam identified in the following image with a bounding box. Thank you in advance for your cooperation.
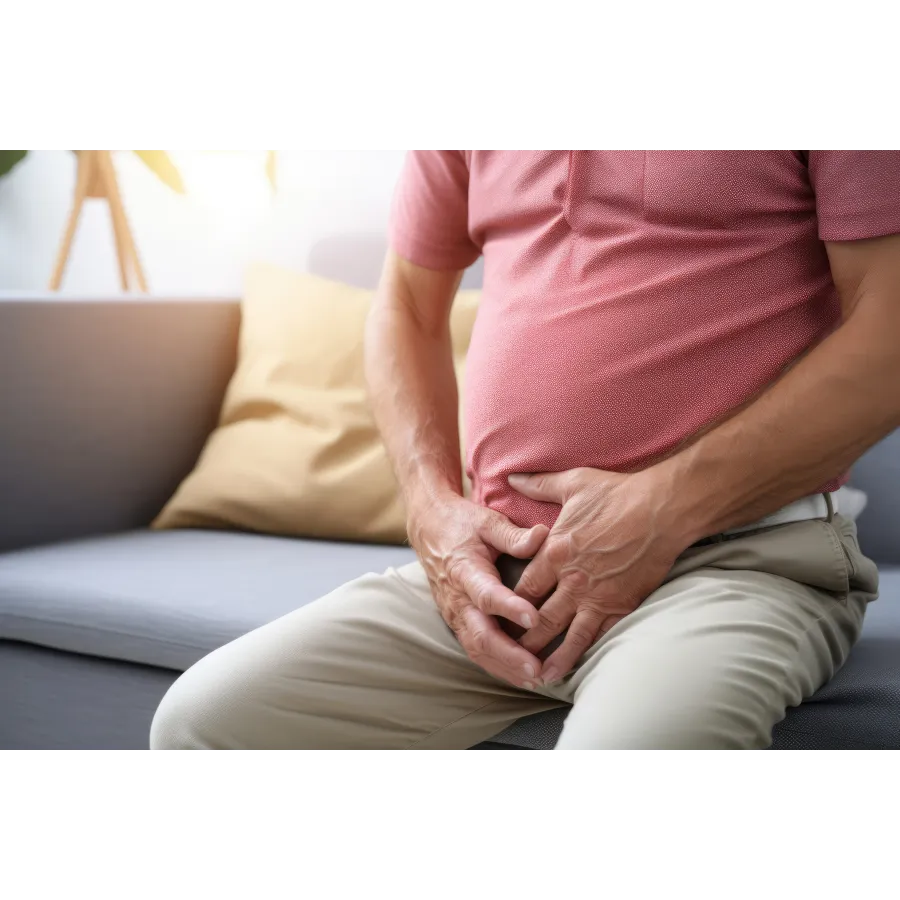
[0,610,213,658]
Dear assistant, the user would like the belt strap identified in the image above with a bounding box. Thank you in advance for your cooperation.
[693,490,840,547]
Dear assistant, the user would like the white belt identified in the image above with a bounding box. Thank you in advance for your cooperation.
[722,486,860,537]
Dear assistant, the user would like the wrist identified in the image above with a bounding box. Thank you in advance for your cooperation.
[404,480,462,531]
[643,454,717,549]
[397,446,462,507]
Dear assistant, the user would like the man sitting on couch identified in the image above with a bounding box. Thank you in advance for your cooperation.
[151,151,900,749]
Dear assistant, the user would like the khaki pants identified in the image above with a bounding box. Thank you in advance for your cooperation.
[150,514,878,749]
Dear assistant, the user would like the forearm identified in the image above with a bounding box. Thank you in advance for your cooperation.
[658,293,900,544]
[365,270,464,516]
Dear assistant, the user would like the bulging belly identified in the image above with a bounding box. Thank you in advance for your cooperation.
[463,299,818,529]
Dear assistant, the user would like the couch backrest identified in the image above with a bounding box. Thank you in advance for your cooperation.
[851,429,900,565]
[1,293,896,565]
[0,296,239,553]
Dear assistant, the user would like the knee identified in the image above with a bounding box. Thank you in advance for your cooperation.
[150,662,230,750]
[149,670,203,750]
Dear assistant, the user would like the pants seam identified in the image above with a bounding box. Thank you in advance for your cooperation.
[819,520,851,603]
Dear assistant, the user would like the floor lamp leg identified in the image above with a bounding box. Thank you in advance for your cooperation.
[99,151,148,292]
[49,152,93,290]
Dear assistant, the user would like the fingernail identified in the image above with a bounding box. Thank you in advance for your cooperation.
[520,614,533,629]
[541,669,559,685]
[522,663,536,679]
[507,473,525,484]
[523,681,536,691]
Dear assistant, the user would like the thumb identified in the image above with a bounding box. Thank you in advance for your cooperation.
[507,471,570,503]
[479,514,549,558]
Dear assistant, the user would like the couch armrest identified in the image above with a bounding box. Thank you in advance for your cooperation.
[0,295,239,553]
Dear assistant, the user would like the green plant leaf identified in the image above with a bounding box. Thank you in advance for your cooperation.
[133,150,186,193]
[0,150,28,179]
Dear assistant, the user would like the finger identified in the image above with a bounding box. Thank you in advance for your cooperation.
[459,557,538,629]
[513,550,557,604]
[540,609,603,684]
[507,471,574,503]
[460,606,542,686]
[519,585,577,655]
[478,513,549,559]
[600,614,627,635]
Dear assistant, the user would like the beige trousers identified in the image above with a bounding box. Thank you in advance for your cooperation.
[150,513,878,750]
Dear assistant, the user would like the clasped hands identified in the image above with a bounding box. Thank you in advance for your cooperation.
[412,467,687,689]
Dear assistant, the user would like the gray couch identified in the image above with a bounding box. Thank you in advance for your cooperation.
[1,294,898,750]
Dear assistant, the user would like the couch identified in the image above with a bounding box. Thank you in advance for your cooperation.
[1,293,898,750]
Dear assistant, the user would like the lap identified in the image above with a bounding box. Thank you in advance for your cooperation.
[556,519,873,749]
[152,517,876,750]
[151,562,560,749]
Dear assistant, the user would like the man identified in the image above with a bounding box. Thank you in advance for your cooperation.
[152,151,900,749]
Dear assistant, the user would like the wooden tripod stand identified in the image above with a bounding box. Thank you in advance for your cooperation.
[49,150,148,291]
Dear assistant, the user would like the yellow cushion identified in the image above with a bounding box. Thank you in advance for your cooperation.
[153,263,478,544]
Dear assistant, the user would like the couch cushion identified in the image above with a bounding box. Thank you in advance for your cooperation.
[0,530,416,671]
[491,568,900,749]
[1,530,896,748]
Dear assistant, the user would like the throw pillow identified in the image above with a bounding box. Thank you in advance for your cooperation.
[153,263,478,543]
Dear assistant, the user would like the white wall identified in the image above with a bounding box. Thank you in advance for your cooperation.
[0,150,421,294]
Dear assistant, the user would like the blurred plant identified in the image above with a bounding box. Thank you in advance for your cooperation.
[0,150,28,179]
[132,151,187,192]
[0,150,276,191]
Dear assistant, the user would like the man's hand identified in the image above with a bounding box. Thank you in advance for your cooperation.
[508,468,690,684]
[408,494,549,688]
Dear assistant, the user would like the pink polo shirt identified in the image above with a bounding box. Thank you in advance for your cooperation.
[389,151,900,529]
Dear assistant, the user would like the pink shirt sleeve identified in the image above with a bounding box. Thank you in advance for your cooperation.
[808,151,900,241]
[389,151,481,271]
